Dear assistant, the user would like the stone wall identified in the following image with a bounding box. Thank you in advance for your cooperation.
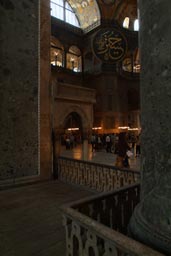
[0,0,39,180]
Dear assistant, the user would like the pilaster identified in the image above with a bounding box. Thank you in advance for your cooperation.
[39,0,52,179]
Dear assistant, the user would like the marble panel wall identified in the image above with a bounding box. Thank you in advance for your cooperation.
[0,0,39,180]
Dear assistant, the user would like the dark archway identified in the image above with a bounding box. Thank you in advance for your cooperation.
[63,112,83,140]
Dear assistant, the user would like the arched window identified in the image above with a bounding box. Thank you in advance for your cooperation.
[66,46,82,72]
[134,19,139,31]
[123,17,130,29]
[122,57,132,72]
[133,48,141,73]
[50,0,80,27]
[122,49,140,73]
[50,37,64,67]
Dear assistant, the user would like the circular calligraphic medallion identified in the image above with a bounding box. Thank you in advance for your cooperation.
[92,28,127,63]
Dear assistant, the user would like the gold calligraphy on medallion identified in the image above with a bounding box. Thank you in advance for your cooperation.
[93,28,127,62]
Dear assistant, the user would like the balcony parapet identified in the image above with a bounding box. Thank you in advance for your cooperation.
[58,157,140,192]
[53,83,96,104]
[61,184,164,256]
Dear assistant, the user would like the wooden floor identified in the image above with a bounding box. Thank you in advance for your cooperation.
[0,181,94,256]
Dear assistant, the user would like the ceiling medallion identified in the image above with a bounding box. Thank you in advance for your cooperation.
[92,28,127,63]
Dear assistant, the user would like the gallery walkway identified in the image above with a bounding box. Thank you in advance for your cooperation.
[0,145,140,256]
[0,181,94,256]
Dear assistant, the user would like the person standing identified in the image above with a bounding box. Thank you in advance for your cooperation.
[136,135,141,157]
[115,132,130,168]
[91,134,96,152]
[105,134,111,153]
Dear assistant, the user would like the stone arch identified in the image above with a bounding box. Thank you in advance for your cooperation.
[67,45,82,71]
[57,105,92,131]
[50,36,64,67]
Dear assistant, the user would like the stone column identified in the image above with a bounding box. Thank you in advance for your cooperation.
[63,48,67,69]
[52,128,63,179]
[129,1,171,254]
[82,128,90,161]
[40,0,52,179]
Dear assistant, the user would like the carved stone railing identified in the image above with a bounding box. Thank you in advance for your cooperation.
[58,157,140,192]
[61,184,164,256]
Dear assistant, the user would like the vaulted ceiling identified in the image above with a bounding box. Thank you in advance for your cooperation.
[66,0,137,30]
[67,0,101,29]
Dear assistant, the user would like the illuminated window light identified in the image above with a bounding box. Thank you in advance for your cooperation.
[123,17,130,29]
[134,19,139,31]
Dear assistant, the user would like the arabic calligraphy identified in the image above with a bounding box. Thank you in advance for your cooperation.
[93,29,127,62]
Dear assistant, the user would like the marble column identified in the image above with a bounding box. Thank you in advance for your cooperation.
[82,128,91,161]
[52,128,63,179]
[129,1,171,254]
[40,0,52,179]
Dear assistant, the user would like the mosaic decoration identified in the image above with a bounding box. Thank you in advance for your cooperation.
[68,0,100,29]
[92,28,127,63]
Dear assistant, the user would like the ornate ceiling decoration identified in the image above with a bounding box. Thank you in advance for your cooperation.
[66,0,137,31]
[113,0,137,23]
[67,0,100,29]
